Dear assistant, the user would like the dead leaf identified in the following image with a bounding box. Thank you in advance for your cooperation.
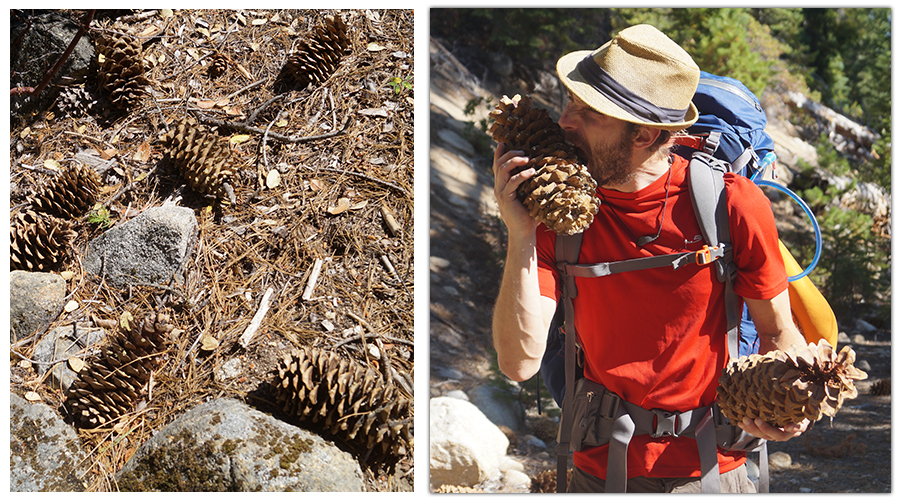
[68,357,85,373]
[187,47,201,61]
[310,178,325,192]
[252,18,267,26]
[359,107,389,118]
[266,169,281,189]
[120,311,134,330]
[350,200,368,210]
[200,333,220,351]
[160,9,174,19]
[230,134,251,145]
[60,270,75,281]
[327,197,351,215]
[64,300,79,313]
[236,63,252,80]
[133,141,151,162]
[101,148,119,160]
[43,159,61,171]
[25,392,42,402]
[367,42,386,51]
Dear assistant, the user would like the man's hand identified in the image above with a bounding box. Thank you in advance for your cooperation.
[492,142,537,235]
[738,417,809,442]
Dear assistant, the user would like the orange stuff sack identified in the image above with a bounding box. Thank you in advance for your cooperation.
[779,239,838,347]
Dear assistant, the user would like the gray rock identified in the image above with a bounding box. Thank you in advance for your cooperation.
[32,325,107,390]
[437,127,475,157]
[116,398,364,491]
[430,396,510,489]
[468,384,527,433]
[10,271,67,342]
[83,205,198,288]
[10,393,89,492]
[768,451,792,469]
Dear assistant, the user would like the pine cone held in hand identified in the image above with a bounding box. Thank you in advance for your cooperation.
[717,339,868,428]
[489,94,600,235]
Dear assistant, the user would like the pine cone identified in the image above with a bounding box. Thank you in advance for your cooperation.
[30,163,101,219]
[65,310,173,428]
[717,339,868,428]
[160,117,238,204]
[489,94,600,235]
[276,15,350,91]
[274,346,412,467]
[10,211,76,271]
[530,469,573,493]
[55,86,99,117]
[207,52,228,79]
[95,27,150,110]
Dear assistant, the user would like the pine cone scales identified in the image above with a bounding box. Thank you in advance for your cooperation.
[95,28,150,109]
[277,16,350,90]
[10,211,77,271]
[65,311,173,428]
[489,94,599,235]
[274,346,411,465]
[717,339,868,427]
[161,117,238,204]
[30,163,101,219]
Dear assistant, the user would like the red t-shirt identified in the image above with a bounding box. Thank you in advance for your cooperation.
[536,155,787,479]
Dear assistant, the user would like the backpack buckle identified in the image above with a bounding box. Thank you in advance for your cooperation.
[695,244,725,265]
[650,409,679,438]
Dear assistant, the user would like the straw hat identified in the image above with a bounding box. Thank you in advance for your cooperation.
[556,24,700,131]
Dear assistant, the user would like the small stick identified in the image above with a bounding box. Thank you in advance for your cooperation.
[239,287,274,348]
[302,258,324,301]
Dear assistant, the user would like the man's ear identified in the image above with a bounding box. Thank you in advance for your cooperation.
[632,126,662,151]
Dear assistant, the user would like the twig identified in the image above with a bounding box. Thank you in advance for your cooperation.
[197,113,351,143]
[239,287,274,348]
[331,332,414,349]
[302,258,324,301]
[301,165,411,198]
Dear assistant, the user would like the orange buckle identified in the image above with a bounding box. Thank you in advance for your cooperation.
[695,245,722,265]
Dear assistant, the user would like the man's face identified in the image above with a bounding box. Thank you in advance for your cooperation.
[558,92,638,187]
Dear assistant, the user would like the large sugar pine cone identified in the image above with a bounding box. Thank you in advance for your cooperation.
[274,346,412,467]
[276,15,350,91]
[65,310,173,428]
[489,94,599,235]
[95,27,150,109]
[10,211,76,271]
[160,117,238,204]
[30,163,102,219]
[717,339,868,428]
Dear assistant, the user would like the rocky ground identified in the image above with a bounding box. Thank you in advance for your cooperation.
[10,9,413,491]
[428,38,891,493]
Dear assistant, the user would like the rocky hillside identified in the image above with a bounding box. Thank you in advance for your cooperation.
[429,37,890,493]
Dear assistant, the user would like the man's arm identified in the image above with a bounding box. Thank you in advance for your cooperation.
[490,143,558,381]
[739,288,810,441]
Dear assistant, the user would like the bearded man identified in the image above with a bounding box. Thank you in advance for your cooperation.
[490,24,809,493]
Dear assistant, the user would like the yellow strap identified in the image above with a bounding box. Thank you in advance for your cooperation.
[778,240,838,346]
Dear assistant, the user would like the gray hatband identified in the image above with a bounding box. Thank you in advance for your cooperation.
[576,54,689,124]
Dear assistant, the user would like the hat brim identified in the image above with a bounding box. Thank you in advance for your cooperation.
[556,50,698,132]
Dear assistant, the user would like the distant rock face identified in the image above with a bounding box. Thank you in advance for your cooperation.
[10,271,67,342]
[82,205,198,288]
[10,394,89,492]
[116,398,365,492]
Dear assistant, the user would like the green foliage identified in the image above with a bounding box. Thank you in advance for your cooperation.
[88,204,113,228]
[388,76,412,95]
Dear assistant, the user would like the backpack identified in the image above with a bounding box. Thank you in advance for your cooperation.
[541,71,836,493]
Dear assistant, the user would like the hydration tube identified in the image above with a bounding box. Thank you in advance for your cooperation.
[750,152,822,281]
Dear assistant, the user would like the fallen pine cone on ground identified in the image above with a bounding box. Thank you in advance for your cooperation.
[488,94,599,235]
[717,339,867,428]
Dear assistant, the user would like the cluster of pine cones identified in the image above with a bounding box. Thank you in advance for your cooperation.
[489,94,600,235]
[273,346,412,468]
[11,163,101,272]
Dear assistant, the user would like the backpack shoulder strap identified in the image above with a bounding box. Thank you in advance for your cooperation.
[688,152,740,360]
[555,231,582,493]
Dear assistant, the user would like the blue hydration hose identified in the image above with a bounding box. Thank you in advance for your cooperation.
[751,152,822,281]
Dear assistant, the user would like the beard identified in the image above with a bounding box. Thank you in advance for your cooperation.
[567,125,638,187]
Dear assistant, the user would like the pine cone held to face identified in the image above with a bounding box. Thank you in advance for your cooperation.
[716,339,868,428]
[488,94,600,235]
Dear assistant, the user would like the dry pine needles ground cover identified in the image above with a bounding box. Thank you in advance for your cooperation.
[10,9,413,491]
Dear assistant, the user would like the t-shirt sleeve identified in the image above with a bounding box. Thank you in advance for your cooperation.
[725,174,789,300]
[535,226,562,302]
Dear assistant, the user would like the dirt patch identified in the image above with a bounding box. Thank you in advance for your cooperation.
[10,9,413,491]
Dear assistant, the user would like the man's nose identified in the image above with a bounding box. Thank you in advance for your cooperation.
[558,107,575,130]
